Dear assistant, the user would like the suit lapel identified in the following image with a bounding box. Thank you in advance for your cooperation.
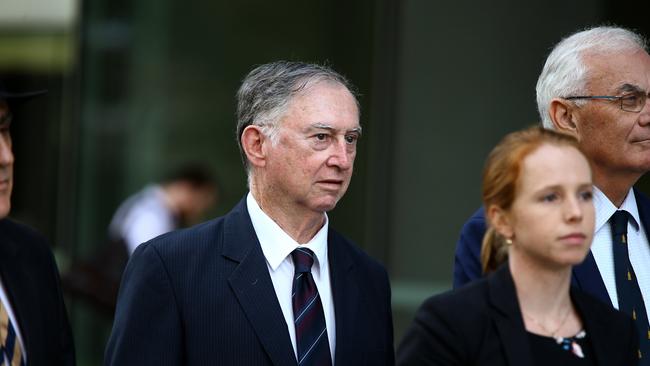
[223,199,297,366]
[328,230,361,365]
[571,252,612,306]
[570,288,615,366]
[0,222,32,359]
[488,265,534,366]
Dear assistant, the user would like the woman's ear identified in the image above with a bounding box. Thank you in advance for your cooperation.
[487,204,514,240]
[548,98,579,138]
[241,125,267,168]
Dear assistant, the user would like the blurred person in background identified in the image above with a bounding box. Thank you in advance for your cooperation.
[398,127,637,365]
[105,61,394,365]
[453,26,650,363]
[109,163,218,255]
[63,164,217,315]
[0,80,75,365]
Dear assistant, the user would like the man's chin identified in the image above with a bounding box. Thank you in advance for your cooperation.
[629,159,650,174]
[311,197,341,213]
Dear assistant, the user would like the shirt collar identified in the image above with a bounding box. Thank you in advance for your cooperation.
[246,192,329,272]
[594,186,640,232]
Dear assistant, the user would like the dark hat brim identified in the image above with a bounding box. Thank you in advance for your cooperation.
[0,89,47,101]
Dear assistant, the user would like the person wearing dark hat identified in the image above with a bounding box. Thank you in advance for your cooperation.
[0,82,75,365]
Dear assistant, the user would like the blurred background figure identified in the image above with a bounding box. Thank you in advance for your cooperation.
[108,163,218,255]
[63,163,218,317]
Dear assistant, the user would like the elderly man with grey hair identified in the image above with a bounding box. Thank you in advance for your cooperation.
[105,61,394,366]
[451,26,650,363]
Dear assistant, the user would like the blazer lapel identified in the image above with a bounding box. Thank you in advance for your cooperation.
[571,252,612,306]
[488,265,534,366]
[328,231,361,365]
[0,224,32,359]
[570,288,614,366]
[223,199,297,366]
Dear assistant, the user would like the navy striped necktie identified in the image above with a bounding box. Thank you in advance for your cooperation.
[291,248,332,366]
[611,210,650,363]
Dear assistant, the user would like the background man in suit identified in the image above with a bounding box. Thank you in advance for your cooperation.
[105,61,394,365]
[453,26,650,362]
[0,82,75,365]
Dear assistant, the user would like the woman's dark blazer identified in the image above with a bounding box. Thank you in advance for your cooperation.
[397,265,638,366]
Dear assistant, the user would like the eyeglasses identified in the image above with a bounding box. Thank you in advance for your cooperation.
[564,90,650,113]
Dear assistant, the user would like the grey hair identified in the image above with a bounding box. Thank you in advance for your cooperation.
[236,61,359,174]
[536,26,648,129]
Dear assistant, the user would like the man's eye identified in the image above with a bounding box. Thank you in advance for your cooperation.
[621,94,639,107]
[315,133,328,141]
[345,135,358,144]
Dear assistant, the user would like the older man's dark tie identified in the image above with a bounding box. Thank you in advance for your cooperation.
[611,210,650,362]
[291,248,332,366]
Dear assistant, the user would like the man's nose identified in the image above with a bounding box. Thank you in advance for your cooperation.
[327,140,354,170]
[0,136,14,166]
[640,94,650,126]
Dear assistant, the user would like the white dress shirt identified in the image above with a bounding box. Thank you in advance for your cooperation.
[246,193,336,363]
[591,187,650,316]
[0,278,26,363]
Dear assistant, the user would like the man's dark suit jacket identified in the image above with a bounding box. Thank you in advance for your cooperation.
[105,197,394,365]
[0,218,75,365]
[397,265,638,365]
[453,188,650,307]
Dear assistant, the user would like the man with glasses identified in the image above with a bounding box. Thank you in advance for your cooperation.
[453,26,650,363]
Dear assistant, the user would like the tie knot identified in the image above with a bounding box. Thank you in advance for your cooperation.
[292,248,315,273]
[610,210,629,236]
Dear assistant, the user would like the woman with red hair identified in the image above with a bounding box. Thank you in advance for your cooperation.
[397,126,637,365]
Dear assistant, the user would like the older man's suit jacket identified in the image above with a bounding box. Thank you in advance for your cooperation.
[105,197,395,365]
[397,265,638,366]
[0,218,75,365]
[453,188,650,306]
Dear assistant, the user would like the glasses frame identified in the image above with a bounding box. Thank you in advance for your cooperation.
[564,91,649,113]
